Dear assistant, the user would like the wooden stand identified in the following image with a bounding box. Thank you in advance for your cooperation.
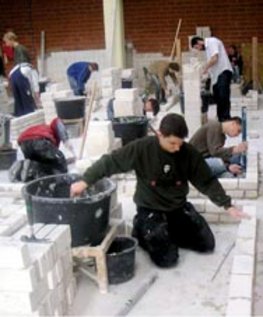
[72,220,125,293]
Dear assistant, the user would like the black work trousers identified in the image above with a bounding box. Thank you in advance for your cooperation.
[20,139,68,178]
[212,70,232,122]
[132,202,215,268]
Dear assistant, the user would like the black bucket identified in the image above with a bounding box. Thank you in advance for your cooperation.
[107,235,137,284]
[112,116,148,146]
[121,79,133,89]
[22,173,116,247]
[39,79,49,93]
[54,96,86,120]
[0,148,17,170]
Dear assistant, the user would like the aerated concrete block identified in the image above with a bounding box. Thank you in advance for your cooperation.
[0,238,31,269]
[228,274,253,299]
[231,255,254,275]
[115,88,139,100]
[226,298,251,316]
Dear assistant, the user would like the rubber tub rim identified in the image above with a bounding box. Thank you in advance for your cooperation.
[22,173,116,204]
[107,235,138,257]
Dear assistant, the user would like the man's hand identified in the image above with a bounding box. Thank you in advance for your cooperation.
[233,141,248,154]
[227,206,251,220]
[70,181,88,198]
[228,164,243,175]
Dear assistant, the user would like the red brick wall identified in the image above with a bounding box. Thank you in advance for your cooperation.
[123,0,263,55]
[0,0,262,63]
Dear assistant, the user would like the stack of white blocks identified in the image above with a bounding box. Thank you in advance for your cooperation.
[10,110,45,141]
[100,67,122,110]
[121,68,139,88]
[226,206,257,317]
[41,83,74,124]
[113,88,143,117]
[0,223,76,316]
[183,62,202,137]
[0,82,13,114]
[83,120,117,157]
[231,90,258,111]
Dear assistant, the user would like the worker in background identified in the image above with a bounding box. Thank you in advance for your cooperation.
[3,31,31,65]
[191,36,233,122]
[189,117,247,178]
[9,62,40,116]
[70,113,249,268]
[144,60,180,105]
[9,118,76,182]
[227,44,243,84]
[67,61,99,96]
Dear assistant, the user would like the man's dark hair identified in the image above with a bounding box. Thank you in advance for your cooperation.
[91,62,99,71]
[226,116,242,125]
[191,36,204,48]
[159,113,188,138]
[168,62,180,72]
[148,98,160,116]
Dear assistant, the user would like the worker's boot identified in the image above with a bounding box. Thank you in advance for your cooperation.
[201,113,208,125]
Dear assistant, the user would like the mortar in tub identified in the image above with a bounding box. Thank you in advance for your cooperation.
[22,173,116,247]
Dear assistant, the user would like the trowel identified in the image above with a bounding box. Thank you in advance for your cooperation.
[20,194,49,243]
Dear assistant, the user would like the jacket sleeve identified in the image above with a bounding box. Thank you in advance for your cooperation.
[206,127,233,161]
[188,148,232,209]
[83,141,139,185]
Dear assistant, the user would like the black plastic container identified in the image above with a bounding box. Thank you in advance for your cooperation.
[54,96,86,120]
[22,174,116,247]
[121,79,133,89]
[107,235,137,284]
[112,116,148,146]
[38,79,49,93]
[0,148,17,170]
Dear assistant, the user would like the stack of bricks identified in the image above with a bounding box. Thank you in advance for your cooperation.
[0,81,13,114]
[100,67,122,110]
[226,206,257,316]
[182,62,202,137]
[41,83,74,124]
[113,88,143,117]
[121,68,139,88]
[0,222,76,316]
[231,90,258,111]
[10,110,45,141]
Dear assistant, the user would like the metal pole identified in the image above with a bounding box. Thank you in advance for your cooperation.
[241,106,247,170]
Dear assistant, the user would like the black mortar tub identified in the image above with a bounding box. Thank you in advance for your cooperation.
[22,173,116,247]
[107,235,137,284]
[0,148,17,170]
[112,116,148,146]
[54,96,86,120]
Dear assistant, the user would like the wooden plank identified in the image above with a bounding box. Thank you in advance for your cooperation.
[170,19,182,61]
[252,37,258,90]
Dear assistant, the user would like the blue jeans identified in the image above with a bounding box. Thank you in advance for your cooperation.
[205,155,243,178]
[67,75,84,96]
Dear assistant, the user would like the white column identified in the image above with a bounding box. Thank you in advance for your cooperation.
[103,0,125,68]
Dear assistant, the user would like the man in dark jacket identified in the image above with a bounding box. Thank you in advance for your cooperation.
[9,118,76,182]
[67,62,98,96]
[70,114,249,268]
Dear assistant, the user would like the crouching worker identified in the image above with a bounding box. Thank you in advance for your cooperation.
[190,117,247,178]
[9,118,76,182]
[70,113,249,268]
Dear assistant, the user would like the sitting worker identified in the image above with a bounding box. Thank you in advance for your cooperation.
[106,97,159,120]
[144,60,180,104]
[189,117,247,178]
[67,61,99,96]
[9,118,76,182]
[227,44,243,84]
[70,113,249,268]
